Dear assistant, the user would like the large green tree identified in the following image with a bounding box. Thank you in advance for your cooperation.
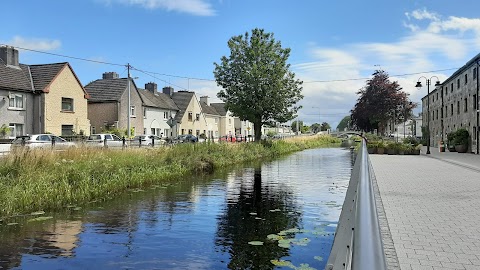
[351,70,416,134]
[291,120,303,133]
[336,116,351,131]
[320,122,331,131]
[214,28,303,141]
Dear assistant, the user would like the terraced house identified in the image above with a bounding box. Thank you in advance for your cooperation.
[423,53,480,153]
[0,46,90,138]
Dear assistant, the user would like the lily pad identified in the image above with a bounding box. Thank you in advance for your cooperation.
[269,209,281,212]
[249,212,257,216]
[7,223,19,226]
[267,234,281,241]
[248,241,264,246]
[294,238,311,246]
[278,242,291,248]
[296,263,317,270]
[30,211,45,216]
[27,216,53,222]
[255,217,262,220]
[314,256,323,261]
[270,260,294,267]
[73,207,82,211]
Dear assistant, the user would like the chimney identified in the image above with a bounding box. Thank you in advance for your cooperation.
[102,72,119,79]
[145,82,157,93]
[163,86,174,96]
[200,96,209,106]
[0,46,19,67]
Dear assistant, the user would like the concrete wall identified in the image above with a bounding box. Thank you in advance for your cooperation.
[43,66,90,135]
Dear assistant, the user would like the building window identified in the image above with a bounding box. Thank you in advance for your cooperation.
[91,126,96,134]
[61,125,74,136]
[464,98,468,112]
[61,97,74,112]
[474,67,478,80]
[451,83,453,92]
[188,112,193,121]
[457,78,460,89]
[441,108,443,118]
[229,119,231,124]
[181,129,185,135]
[436,109,438,120]
[8,123,23,138]
[457,101,460,114]
[196,130,200,136]
[445,87,448,95]
[9,93,24,109]
[451,104,454,116]
[164,112,169,119]
[130,106,135,117]
[188,129,193,135]
[196,113,200,121]
[474,94,477,110]
[465,74,468,84]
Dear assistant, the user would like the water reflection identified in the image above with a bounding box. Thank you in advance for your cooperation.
[0,148,352,270]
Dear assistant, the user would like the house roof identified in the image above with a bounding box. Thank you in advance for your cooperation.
[138,88,179,111]
[200,101,220,116]
[171,91,196,122]
[0,62,33,92]
[85,78,130,102]
[210,103,227,116]
[29,63,67,92]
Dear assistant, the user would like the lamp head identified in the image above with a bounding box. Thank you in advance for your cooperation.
[415,82,422,88]
[434,81,441,86]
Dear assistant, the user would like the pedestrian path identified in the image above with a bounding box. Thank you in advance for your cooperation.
[370,151,480,270]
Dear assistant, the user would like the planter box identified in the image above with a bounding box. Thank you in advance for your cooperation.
[455,145,468,153]
[367,147,376,154]
[377,148,385,155]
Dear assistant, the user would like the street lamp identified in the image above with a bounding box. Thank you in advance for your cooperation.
[416,76,441,154]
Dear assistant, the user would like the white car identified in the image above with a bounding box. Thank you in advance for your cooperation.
[85,134,125,148]
[10,134,77,150]
[130,135,166,147]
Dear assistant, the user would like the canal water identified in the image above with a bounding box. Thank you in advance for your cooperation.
[0,147,353,270]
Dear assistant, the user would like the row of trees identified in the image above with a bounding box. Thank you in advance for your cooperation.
[291,121,331,133]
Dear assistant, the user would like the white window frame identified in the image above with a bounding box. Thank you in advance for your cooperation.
[8,93,25,110]
[9,123,24,138]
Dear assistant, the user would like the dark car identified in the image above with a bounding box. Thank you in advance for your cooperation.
[175,134,198,143]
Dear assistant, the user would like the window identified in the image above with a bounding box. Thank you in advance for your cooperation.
[8,123,23,138]
[457,78,460,89]
[229,119,231,124]
[464,98,468,112]
[451,83,453,93]
[474,67,478,80]
[144,128,147,134]
[457,101,460,114]
[451,104,454,116]
[188,129,193,135]
[130,106,135,117]
[91,126,96,134]
[181,129,185,135]
[196,113,200,121]
[143,108,147,118]
[441,108,443,118]
[188,112,193,121]
[474,95,477,110]
[61,125,74,136]
[436,92,438,100]
[164,112,169,119]
[445,87,448,96]
[151,128,155,134]
[61,98,74,112]
[9,93,24,109]
[436,109,438,120]
[196,130,200,136]
[465,74,468,84]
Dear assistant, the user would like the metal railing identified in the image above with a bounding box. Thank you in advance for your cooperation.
[326,139,387,270]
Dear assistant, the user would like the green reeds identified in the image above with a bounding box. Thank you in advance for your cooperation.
[0,135,340,218]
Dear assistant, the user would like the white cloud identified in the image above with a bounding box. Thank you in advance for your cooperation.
[2,36,61,51]
[101,0,216,16]
[292,9,480,128]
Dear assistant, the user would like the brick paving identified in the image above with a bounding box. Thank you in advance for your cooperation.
[370,151,480,270]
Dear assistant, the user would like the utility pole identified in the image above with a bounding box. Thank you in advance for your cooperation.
[127,63,131,138]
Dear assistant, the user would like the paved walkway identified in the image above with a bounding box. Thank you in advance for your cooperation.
[370,148,480,270]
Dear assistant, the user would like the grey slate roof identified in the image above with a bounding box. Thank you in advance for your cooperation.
[138,89,179,111]
[200,101,220,116]
[84,78,129,102]
[171,91,196,122]
[29,63,67,92]
[210,103,227,116]
[0,62,33,91]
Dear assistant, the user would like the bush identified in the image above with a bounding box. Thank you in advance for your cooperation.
[402,136,419,146]
[453,128,469,146]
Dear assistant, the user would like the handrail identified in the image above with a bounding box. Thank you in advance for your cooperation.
[326,139,387,270]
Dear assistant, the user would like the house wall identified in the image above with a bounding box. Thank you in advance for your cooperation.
[88,102,118,134]
[218,112,235,137]
[234,118,254,137]
[143,107,177,137]
[204,114,220,139]
[117,82,144,136]
[177,96,208,137]
[43,66,90,135]
[0,89,35,138]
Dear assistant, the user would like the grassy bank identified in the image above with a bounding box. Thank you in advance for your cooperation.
[0,135,340,218]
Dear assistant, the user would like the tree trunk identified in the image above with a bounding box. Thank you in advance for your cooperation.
[254,120,262,142]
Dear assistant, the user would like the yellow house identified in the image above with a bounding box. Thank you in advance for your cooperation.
[170,89,208,137]
[30,63,90,136]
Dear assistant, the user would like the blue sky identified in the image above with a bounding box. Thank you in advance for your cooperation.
[2,0,480,128]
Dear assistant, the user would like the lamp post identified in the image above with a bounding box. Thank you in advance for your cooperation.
[416,76,441,155]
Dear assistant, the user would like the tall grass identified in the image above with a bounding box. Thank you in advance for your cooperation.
[0,135,340,218]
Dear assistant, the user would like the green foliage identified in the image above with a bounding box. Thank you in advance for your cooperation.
[336,116,351,131]
[291,121,303,133]
[0,124,11,138]
[320,122,331,131]
[214,28,303,141]
[453,128,469,146]
[266,131,277,138]
[310,123,320,133]
[402,136,419,146]
[0,135,340,218]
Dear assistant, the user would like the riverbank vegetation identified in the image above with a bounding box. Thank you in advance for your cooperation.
[0,135,340,218]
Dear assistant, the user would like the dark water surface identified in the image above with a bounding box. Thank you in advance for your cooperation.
[0,148,353,270]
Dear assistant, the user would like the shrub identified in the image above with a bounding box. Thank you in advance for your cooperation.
[453,128,469,146]
[403,136,419,146]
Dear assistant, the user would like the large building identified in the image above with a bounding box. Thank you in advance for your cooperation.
[422,53,479,153]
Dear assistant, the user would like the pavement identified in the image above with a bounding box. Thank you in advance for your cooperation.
[370,147,480,270]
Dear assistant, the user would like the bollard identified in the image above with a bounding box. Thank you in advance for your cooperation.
[151,136,154,147]
[21,137,26,146]
[51,137,56,148]
[103,137,107,148]
[122,136,126,149]
[139,136,142,148]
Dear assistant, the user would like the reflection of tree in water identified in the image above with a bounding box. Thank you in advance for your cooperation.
[216,168,302,269]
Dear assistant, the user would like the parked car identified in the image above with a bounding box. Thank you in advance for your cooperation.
[219,135,236,142]
[173,134,198,143]
[235,134,246,142]
[10,134,77,150]
[130,135,166,147]
[86,134,124,148]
